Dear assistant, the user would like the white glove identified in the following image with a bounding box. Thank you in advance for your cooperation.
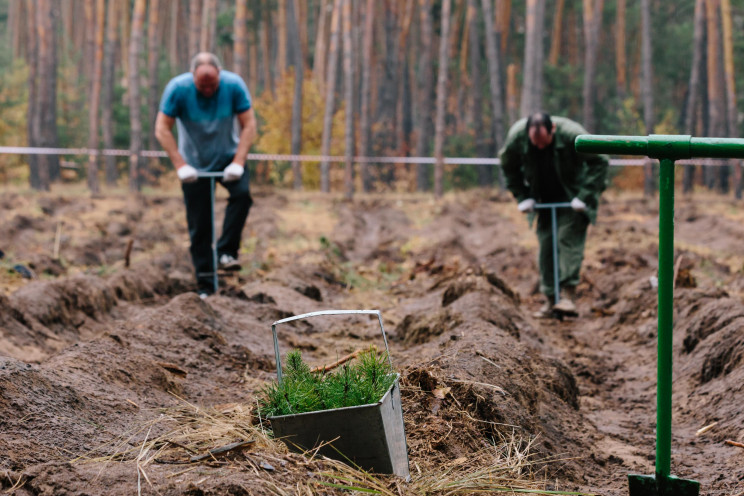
[177,164,198,183]
[517,198,536,213]
[223,162,244,182]
[570,197,587,212]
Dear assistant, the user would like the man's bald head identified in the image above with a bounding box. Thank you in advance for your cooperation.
[191,52,222,98]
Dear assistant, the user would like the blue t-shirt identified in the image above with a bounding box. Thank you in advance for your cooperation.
[159,70,252,171]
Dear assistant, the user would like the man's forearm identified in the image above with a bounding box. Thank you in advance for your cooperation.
[154,119,186,168]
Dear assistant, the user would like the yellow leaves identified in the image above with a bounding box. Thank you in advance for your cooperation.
[254,69,346,189]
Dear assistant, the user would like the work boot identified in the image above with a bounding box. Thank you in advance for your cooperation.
[553,287,578,316]
[532,297,555,319]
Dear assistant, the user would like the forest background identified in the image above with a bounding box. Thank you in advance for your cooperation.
[0,0,742,196]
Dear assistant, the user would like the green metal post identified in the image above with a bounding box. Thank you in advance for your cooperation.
[656,158,674,478]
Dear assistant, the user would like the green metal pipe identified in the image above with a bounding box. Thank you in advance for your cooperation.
[575,134,744,160]
[656,157,674,478]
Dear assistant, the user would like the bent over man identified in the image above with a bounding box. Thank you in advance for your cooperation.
[155,52,257,297]
[500,113,609,318]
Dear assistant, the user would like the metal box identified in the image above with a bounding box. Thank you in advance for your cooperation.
[267,310,410,479]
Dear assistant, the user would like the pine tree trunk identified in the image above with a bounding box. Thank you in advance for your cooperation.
[287,0,304,190]
[615,0,627,99]
[395,0,415,157]
[415,0,434,191]
[641,0,655,197]
[521,0,545,116]
[8,0,19,59]
[342,0,354,200]
[248,7,258,92]
[375,0,400,156]
[506,63,518,124]
[84,0,95,83]
[103,0,118,186]
[433,0,451,198]
[189,0,200,56]
[129,0,146,192]
[683,0,705,194]
[200,0,212,52]
[234,0,247,80]
[481,0,506,186]
[468,0,488,185]
[297,0,309,69]
[548,0,565,66]
[87,0,105,194]
[26,0,43,190]
[359,0,375,192]
[497,0,511,56]
[146,0,161,183]
[706,0,726,191]
[260,2,274,97]
[582,0,604,132]
[320,0,342,193]
[36,0,58,187]
[277,0,288,77]
[313,0,329,89]
[721,0,740,197]
[119,0,130,82]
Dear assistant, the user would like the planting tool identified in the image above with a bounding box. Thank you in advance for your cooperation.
[534,201,573,309]
[195,171,224,294]
[269,310,410,479]
[576,134,744,495]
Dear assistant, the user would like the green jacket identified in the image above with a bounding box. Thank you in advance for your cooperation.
[499,116,609,224]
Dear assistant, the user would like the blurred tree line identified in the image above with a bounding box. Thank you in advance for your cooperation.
[0,0,741,196]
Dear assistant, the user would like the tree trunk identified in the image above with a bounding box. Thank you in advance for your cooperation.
[320,0,342,193]
[260,2,274,97]
[342,0,354,200]
[359,0,375,192]
[36,0,58,187]
[189,0,200,56]
[548,0,565,65]
[120,0,130,85]
[234,0,247,80]
[521,0,545,116]
[200,0,212,52]
[395,0,415,157]
[706,0,726,191]
[287,0,304,190]
[87,0,105,194]
[313,0,329,89]
[582,0,604,132]
[129,0,146,192]
[84,0,95,84]
[248,7,258,91]
[297,0,309,69]
[26,0,44,190]
[615,0,626,99]
[103,0,118,186]
[467,0,487,185]
[641,0,655,197]
[433,0,452,198]
[415,0,434,191]
[277,0,288,77]
[481,0,506,186]
[506,63,518,124]
[721,0,739,197]
[683,0,705,194]
[146,0,161,183]
[497,0,511,56]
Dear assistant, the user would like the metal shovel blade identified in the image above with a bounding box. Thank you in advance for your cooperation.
[628,474,700,496]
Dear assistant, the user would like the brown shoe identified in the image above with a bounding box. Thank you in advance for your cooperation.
[532,299,555,319]
[553,287,578,316]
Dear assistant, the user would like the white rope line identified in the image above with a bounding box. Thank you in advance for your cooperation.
[0,146,738,167]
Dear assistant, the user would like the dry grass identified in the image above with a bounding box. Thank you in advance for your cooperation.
[69,395,594,495]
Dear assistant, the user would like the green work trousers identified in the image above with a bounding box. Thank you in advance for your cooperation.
[535,208,589,298]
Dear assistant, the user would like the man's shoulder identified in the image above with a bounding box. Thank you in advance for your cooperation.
[219,71,247,89]
[164,73,194,93]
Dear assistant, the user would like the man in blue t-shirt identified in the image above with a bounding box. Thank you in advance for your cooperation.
[155,52,257,297]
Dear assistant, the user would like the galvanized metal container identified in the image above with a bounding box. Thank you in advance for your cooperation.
[267,310,410,479]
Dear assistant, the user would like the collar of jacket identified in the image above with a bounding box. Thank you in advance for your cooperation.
[519,129,570,157]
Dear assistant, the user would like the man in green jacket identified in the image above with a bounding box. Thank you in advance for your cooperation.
[500,112,609,318]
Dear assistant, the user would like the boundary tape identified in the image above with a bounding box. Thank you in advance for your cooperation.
[0,146,738,167]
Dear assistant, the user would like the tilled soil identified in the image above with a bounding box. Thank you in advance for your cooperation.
[0,187,742,495]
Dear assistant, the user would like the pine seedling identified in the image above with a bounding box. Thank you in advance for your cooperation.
[259,347,396,417]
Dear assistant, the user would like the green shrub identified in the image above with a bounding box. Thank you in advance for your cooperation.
[258,348,396,418]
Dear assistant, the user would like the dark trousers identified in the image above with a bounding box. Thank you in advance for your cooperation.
[182,171,252,290]
[535,208,588,298]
